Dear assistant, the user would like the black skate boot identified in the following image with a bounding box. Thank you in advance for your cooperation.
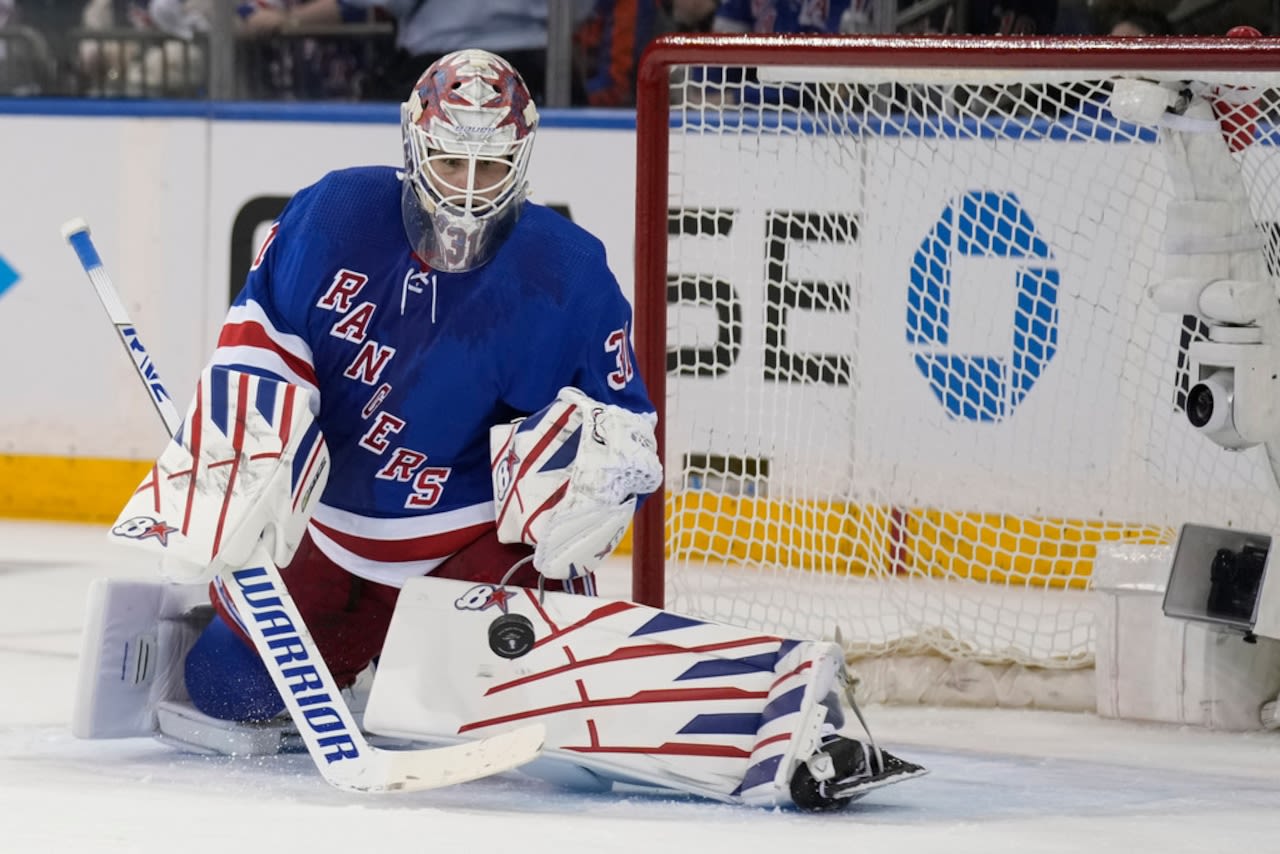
[789,736,928,812]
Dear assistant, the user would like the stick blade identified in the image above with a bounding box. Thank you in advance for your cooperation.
[349,723,546,794]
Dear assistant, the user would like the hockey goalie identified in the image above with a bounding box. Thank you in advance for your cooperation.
[71,48,925,809]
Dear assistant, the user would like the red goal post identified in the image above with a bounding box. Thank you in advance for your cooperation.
[630,33,1280,706]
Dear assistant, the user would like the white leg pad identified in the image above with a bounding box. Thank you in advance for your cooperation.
[364,578,851,805]
[737,641,844,807]
[71,578,210,739]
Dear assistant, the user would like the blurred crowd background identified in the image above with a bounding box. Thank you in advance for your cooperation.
[0,0,1276,105]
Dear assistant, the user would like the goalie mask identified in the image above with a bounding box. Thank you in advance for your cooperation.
[400,49,539,273]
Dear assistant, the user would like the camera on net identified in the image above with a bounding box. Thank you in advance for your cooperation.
[1186,368,1250,449]
[1184,340,1280,451]
[1208,543,1268,622]
[1165,523,1280,641]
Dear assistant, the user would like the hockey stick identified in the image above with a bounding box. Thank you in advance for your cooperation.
[62,221,183,435]
[61,217,545,793]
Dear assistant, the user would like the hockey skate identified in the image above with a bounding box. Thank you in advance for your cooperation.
[786,646,928,811]
[727,639,929,810]
[789,735,928,811]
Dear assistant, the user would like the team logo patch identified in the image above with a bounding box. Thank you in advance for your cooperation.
[493,447,520,502]
[112,515,179,546]
[455,583,515,615]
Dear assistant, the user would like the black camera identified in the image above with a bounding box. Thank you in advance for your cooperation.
[1207,544,1267,622]
[1165,523,1280,639]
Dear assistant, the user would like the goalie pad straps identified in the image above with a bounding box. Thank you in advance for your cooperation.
[490,387,661,579]
[110,366,330,583]
[737,641,845,808]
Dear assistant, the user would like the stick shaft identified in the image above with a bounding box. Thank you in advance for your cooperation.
[61,219,182,434]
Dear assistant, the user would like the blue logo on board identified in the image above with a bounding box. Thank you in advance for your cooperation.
[0,255,18,299]
[907,191,1060,422]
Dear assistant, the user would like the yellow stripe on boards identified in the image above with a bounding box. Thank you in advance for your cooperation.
[0,460,1169,586]
[0,455,150,523]
[664,492,1172,589]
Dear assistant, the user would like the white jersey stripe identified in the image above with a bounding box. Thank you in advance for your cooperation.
[305,500,498,587]
[312,500,495,540]
[307,523,449,587]
[225,300,314,365]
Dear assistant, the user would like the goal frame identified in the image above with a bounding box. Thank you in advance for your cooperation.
[629,32,1280,609]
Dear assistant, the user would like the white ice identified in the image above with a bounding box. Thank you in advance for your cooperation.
[3,519,1279,853]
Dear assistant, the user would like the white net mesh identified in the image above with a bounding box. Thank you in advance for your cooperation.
[649,47,1280,678]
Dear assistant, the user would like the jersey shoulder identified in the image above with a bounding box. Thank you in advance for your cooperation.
[261,166,403,308]
[506,203,612,279]
[282,166,403,245]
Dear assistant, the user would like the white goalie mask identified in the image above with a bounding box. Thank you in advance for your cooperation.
[400,49,539,273]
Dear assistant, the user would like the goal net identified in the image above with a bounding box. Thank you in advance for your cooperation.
[630,34,1280,708]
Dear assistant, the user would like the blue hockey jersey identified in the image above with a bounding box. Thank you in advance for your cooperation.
[212,166,653,586]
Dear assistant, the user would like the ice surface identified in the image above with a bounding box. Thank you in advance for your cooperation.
[3,520,1278,853]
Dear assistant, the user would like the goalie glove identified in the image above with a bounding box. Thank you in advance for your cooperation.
[490,387,661,580]
[110,366,330,583]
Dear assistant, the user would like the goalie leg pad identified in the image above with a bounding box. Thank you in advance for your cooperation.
[72,578,212,739]
[364,578,927,808]
[366,577,801,801]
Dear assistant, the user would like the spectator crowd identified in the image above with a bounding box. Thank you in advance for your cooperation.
[0,1,1272,102]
